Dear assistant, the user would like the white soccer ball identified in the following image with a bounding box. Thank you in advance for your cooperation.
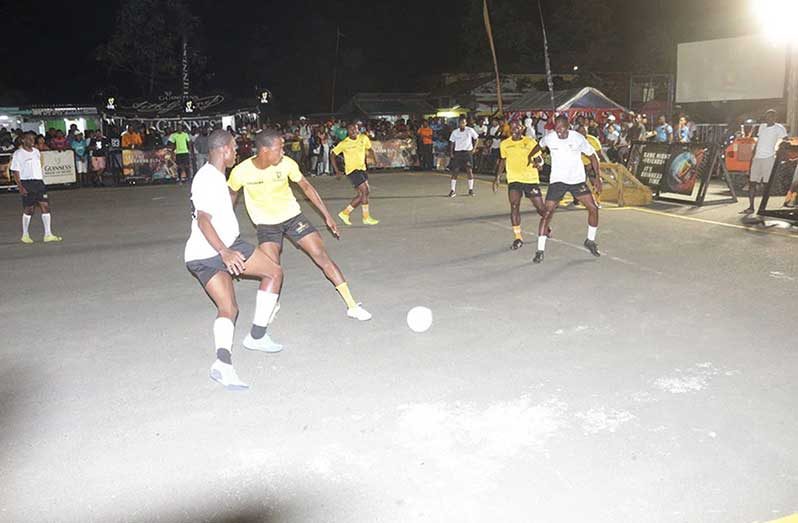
[406,306,433,333]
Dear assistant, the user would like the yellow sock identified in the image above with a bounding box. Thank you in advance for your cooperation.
[335,282,357,309]
[513,226,522,240]
[362,204,370,219]
[342,205,354,216]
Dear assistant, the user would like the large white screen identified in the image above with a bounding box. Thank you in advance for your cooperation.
[676,35,786,103]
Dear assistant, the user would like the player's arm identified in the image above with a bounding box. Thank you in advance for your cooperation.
[589,153,602,192]
[296,177,340,238]
[493,158,505,193]
[228,187,239,206]
[196,210,246,275]
[10,169,26,195]
[330,147,343,176]
[366,148,376,167]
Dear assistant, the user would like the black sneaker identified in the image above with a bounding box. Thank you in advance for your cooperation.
[511,239,524,250]
[448,190,456,198]
[584,239,600,257]
[533,250,545,264]
[468,189,475,196]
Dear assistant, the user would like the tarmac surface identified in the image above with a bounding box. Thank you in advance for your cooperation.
[1,171,797,522]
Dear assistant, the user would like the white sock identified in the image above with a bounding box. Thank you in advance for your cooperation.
[537,235,548,251]
[213,317,235,357]
[587,225,597,241]
[468,179,475,190]
[450,179,457,192]
[254,290,279,327]
[42,213,52,236]
[22,214,31,236]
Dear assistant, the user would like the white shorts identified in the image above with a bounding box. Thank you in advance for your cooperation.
[76,159,88,174]
[750,156,776,183]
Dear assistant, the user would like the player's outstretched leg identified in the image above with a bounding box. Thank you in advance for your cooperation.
[577,193,601,257]
[242,248,285,352]
[528,193,552,238]
[297,232,372,320]
[509,189,524,250]
[339,187,363,226]
[534,200,558,264]
[449,174,458,198]
[204,273,249,391]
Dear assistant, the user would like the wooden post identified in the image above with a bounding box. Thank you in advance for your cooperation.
[786,44,798,135]
[483,0,503,115]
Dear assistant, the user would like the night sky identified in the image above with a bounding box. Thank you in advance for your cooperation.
[1,0,752,113]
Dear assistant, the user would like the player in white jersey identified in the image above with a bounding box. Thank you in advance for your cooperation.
[528,115,602,264]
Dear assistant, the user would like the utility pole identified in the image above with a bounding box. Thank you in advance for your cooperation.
[786,44,798,134]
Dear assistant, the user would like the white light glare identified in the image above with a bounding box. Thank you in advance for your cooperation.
[752,0,798,44]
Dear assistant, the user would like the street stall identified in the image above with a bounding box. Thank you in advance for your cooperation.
[506,86,629,124]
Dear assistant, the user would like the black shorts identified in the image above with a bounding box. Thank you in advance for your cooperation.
[508,182,542,198]
[347,170,368,188]
[451,151,473,171]
[185,237,256,287]
[546,182,592,202]
[20,180,48,207]
[257,213,318,247]
[176,153,191,166]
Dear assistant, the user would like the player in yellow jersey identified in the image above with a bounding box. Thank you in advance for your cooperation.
[228,130,373,338]
[493,121,547,250]
[331,124,379,226]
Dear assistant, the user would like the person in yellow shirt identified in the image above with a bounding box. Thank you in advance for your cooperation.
[493,121,546,250]
[577,125,603,206]
[228,129,373,329]
[331,124,379,225]
[120,124,142,148]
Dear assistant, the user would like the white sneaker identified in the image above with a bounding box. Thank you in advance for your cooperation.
[346,303,372,321]
[209,360,249,391]
[243,332,284,353]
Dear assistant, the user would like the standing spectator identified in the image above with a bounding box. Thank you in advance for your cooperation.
[35,135,49,151]
[677,115,692,143]
[603,115,621,146]
[448,116,479,197]
[654,115,673,143]
[535,114,548,138]
[587,118,600,138]
[50,129,69,151]
[486,117,502,172]
[298,117,312,169]
[10,132,62,243]
[70,131,90,186]
[169,124,193,184]
[89,130,108,186]
[627,113,645,143]
[193,125,210,172]
[741,109,787,214]
[317,126,332,175]
[121,124,143,148]
[417,119,434,170]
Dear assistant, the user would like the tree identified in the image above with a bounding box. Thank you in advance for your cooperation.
[97,0,205,97]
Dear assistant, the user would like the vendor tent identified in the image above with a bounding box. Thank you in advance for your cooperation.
[507,87,628,116]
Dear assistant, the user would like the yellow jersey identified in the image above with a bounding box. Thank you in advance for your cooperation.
[332,134,372,175]
[228,156,304,225]
[582,134,602,166]
[499,136,540,184]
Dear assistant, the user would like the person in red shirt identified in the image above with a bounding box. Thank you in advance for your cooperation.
[417,119,434,170]
[49,130,69,151]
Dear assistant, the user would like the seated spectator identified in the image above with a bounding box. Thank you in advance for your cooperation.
[50,130,69,151]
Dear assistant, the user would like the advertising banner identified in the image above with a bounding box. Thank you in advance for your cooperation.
[660,144,712,195]
[0,153,11,187]
[41,150,77,185]
[370,138,417,169]
[121,147,178,182]
[631,143,671,189]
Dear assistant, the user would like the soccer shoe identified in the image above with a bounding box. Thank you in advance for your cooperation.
[511,239,524,250]
[447,190,456,198]
[533,250,545,264]
[243,332,284,353]
[738,208,755,214]
[468,189,475,196]
[43,234,62,243]
[338,211,352,225]
[584,239,601,257]
[20,235,34,244]
[347,303,372,321]
[209,360,249,391]
[363,216,380,225]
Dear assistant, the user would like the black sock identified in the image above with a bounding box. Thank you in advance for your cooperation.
[216,348,232,365]
[250,324,267,340]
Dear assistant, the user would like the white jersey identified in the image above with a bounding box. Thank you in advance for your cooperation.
[449,127,479,152]
[184,163,241,262]
[10,147,43,180]
[539,131,596,185]
[755,123,787,159]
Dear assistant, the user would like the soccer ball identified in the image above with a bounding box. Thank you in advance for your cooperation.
[406,306,433,333]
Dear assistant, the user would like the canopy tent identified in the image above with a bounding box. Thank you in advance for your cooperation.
[506,87,628,122]
[337,93,434,119]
